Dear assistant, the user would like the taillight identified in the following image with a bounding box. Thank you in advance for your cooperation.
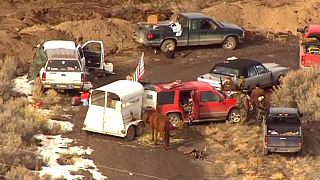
[147,33,156,39]
[301,56,305,65]
[264,137,268,146]
[42,72,46,81]
[81,73,85,82]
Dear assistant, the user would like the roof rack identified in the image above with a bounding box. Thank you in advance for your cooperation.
[162,80,182,89]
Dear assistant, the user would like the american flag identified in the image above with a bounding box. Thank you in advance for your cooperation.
[133,52,145,82]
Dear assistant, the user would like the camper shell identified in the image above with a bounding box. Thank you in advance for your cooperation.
[83,80,145,140]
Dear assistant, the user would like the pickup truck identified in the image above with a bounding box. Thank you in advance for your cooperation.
[297,24,320,69]
[262,107,303,155]
[28,40,114,91]
[133,13,245,52]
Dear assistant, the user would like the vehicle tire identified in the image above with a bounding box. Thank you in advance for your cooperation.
[222,36,237,50]
[228,108,241,123]
[160,39,176,52]
[135,122,145,137]
[263,147,269,155]
[167,113,184,129]
[126,126,135,141]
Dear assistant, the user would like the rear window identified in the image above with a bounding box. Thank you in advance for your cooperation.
[46,60,81,72]
[266,116,300,125]
[210,66,239,77]
[158,91,175,105]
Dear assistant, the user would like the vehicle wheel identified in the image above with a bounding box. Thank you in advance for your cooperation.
[126,126,135,141]
[222,36,237,50]
[228,109,241,123]
[167,113,184,129]
[160,39,176,52]
[263,147,269,155]
[135,122,145,137]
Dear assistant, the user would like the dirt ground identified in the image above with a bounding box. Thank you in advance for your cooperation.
[2,0,320,179]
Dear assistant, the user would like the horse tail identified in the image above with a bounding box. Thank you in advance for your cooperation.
[164,119,170,149]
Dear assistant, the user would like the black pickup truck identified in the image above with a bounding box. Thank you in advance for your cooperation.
[133,13,245,52]
[262,107,303,155]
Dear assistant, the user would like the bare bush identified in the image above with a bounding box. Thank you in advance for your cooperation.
[0,56,17,103]
[5,166,39,180]
[271,68,320,122]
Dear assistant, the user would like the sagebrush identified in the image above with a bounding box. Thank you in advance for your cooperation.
[271,67,320,122]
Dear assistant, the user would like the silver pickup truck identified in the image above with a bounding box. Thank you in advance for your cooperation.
[262,107,303,155]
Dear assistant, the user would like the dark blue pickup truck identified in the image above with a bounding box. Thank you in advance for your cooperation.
[262,108,303,155]
[133,13,245,52]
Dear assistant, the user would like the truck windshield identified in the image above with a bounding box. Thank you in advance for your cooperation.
[210,66,239,77]
[46,60,81,72]
[267,116,300,125]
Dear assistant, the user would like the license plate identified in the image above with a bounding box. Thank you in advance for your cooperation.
[58,84,67,88]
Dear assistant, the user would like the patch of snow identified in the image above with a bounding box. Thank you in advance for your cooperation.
[35,134,107,180]
[11,75,33,96]
[48,119,74,132]
[226,56,238,61]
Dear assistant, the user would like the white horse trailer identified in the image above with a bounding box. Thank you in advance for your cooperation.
[83,80,145,140]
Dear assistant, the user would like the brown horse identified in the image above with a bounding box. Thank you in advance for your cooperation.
[143,108,170,150]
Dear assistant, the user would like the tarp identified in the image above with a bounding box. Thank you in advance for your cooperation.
[27,44,48,82]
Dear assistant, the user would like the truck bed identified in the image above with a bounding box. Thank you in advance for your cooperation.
[266,125,301,149]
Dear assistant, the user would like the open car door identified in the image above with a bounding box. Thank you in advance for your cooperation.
[82,41,104,70]
[143,90,157,109]
[76,44,85,70]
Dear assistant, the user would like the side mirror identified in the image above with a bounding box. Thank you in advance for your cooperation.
[297,28,304,33]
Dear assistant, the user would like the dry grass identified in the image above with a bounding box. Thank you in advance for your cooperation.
[201,122,317,179]
[57,153,79,165]
[5,166,39,180]
[272,67,320,122]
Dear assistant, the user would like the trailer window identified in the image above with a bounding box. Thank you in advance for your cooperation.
[107,92,121,109]
[157,91,175,105]
[91,90,105,106]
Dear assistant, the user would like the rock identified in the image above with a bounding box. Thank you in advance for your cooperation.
[178,146,195,155]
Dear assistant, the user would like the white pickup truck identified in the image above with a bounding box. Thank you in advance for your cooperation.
[30,40,114,91]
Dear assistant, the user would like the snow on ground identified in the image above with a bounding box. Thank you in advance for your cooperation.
[11,75,33,96]
[35,134,107,179]
[48,119,74,132]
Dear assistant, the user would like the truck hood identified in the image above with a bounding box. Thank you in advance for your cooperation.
[220,22,244,31]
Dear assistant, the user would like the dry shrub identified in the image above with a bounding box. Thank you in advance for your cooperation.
[224,161,239,176]
[260,0,292,8]
[0,56,17,103]
[5,166,39,180]
[57,153,79,165]
[242,174,260,180]
[42,89,61,105]
[271,67,320,122]
[270,172,286,180]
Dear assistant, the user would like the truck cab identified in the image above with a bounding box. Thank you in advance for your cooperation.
[143,81,240,127]
[262,107,303,155]
[297,24,320,69]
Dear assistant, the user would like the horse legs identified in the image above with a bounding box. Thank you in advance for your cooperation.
[151,128,154,141]
[160,130,165,149]
[154,130,158,145]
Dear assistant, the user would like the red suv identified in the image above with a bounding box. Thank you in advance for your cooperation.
[143,81,240,126]
[297,24,320,69]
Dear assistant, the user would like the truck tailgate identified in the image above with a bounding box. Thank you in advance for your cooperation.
[301,54,320,67]
[46,71,82,84]
[267,136,301,147]
[134,23,150,43]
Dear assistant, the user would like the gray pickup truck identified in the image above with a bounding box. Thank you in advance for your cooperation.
[262,108,303,155]
[133,13,245,52]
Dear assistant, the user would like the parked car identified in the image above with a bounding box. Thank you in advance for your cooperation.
[143,80,240,127]
[297,24,320,69]
[197,58,290,91]
[133,12,245,52]
[83,80,145,141]
[262,107,303,155]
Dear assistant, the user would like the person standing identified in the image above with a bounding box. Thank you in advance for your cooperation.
[257,96,270,121]
[250,83,265,115]
[236,90,250,124]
